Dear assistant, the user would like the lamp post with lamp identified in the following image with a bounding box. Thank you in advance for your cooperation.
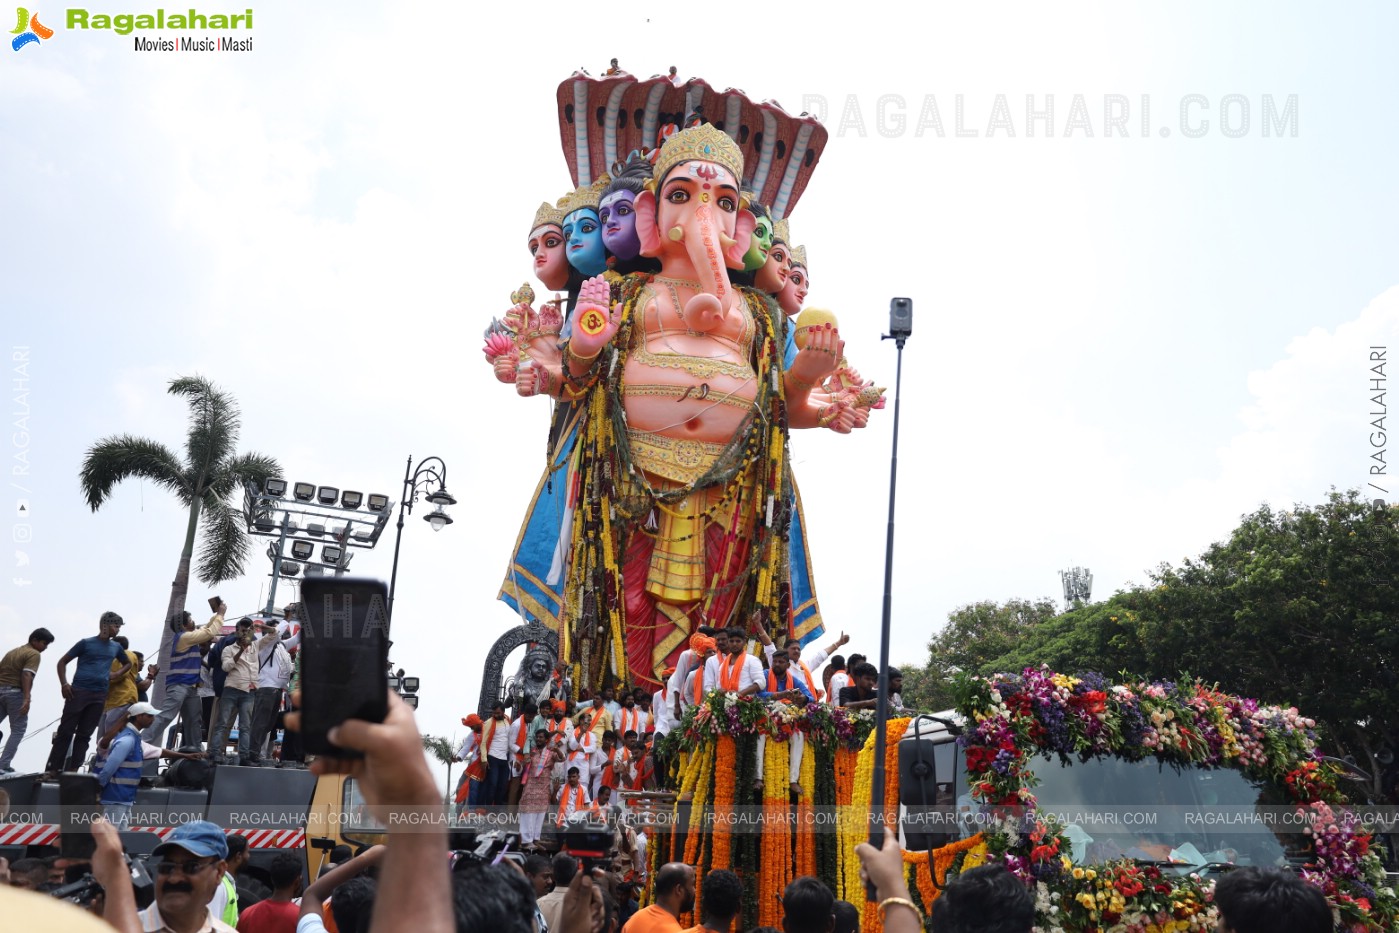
[387,454,456,624]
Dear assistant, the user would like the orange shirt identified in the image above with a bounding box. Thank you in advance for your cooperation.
[621,903,684,933]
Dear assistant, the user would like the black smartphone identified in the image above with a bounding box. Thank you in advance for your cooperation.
[59,772,101,860]
[208,595,222,612]
[298,577,390,757]
[889,297,913,339]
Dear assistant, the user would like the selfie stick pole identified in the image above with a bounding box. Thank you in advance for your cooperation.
[867,303,910,897]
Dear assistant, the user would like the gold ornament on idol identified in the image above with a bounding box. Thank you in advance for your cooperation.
[771,217,791,246]
[557,175,612,216]
[652,123,745,185]
[530,201,564,234]
[789,244,808,268]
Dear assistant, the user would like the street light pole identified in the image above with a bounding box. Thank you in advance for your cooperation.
[387,454,455,624]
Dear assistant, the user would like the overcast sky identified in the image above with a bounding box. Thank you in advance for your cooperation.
[2,2,1396,780]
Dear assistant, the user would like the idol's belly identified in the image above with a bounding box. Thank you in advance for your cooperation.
[621,355,757,445]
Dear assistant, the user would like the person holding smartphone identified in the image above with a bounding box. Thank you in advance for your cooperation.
[142,602,226,750]
[211,618,261,766]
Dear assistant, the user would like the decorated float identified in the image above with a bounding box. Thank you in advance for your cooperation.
[649,669,1398,933]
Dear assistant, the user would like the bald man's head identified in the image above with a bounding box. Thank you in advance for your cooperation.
[654,862,697,916]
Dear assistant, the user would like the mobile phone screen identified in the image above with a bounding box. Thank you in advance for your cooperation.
[59,773,101,860]
[208,595,222,612]
[298,577,390,757]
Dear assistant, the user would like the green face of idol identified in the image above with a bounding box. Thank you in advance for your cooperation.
[742,216,773,273]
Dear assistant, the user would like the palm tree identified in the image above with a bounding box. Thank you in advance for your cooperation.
[422,734,459,805]
[80,376,281,706]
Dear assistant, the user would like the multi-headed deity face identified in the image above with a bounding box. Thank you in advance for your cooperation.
[742,215,774,273]
[599,190,641,261]
[754,240,790,295]
[528,224,568,291]
[563,208,607,277]
[777,264,808,317]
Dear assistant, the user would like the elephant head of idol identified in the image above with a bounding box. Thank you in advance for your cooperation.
[635,123,755,331]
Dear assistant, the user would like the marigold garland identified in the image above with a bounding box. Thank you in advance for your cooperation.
[711,735,737,870]
[759,737,793,926]
[796,740,818,877]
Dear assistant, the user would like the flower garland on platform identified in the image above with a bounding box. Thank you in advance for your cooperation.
[796,740,818,877]
[956,667,1399,932]
[900,834,988,916]
[853,719,912,933]
[711,735,737,870]
[759,737,794,927]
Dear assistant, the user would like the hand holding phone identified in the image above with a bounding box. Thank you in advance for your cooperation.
[59,773,101,861]
[297,577,390,758]
[208,595,223,613]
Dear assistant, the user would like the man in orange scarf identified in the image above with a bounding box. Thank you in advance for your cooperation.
[702,627,762,696]
[452,714,483,813]
[478,702,512,806]
[555,766,592,826]
[758,627,848,702]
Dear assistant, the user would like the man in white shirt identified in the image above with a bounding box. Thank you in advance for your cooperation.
[703,627,763,696]
[452,717,481,813]
[211,619,264,765]
[613,691,645,738]
[651,678,673,737]
[827,655,851,705]
[480,702,512,805]
[564,722,596,789]
[554,767,591,826]
[507,705,534,805]
[248,621,293,764]
[667,628,720,721]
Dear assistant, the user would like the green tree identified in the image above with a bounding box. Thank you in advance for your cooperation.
[919,598,1060,709]
[80,376,280,705]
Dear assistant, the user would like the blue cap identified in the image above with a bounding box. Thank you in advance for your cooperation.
[151,820,229,860]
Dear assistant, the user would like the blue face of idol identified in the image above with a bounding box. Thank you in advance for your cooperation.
[562,208,607,276]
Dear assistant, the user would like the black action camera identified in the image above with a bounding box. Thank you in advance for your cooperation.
[889,297,913,340]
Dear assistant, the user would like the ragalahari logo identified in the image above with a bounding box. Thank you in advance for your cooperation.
[11,7,52,50]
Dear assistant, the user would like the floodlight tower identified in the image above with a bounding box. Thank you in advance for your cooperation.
[244,477,395,616]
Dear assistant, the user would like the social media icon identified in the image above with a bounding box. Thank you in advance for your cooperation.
[15,498,28,518]
[12,524,31,543]
[14,550,28,566]
[13,577,32,587]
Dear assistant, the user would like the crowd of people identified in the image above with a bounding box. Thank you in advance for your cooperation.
[0,604,306,812]
[452,626,915,834]
[0,612,1344,933]
[0,686,1338,933]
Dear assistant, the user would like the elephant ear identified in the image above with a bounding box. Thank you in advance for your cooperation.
[725,208,756,270]
[635,189,663,258]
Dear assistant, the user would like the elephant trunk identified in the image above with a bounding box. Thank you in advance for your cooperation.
[679,203,731,332]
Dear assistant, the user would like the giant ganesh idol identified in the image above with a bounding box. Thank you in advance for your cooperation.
[491,67,877,690]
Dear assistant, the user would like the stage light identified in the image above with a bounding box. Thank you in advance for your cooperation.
[265,478,288,497]
[303,564,325,577]
[322,545,343,565]
[279,561,301,577]
[266,544,278,560]
[401,676,420,693]
[402,694,419,709]
[291,541,314,561]
[386,676,400,692]
[424,505,453,531]
[293,482,315,501]
[253,512,276,533]
[306,523,325,538]
[340,491,363,510]
[366,494,390,512]
[317,486,339,505]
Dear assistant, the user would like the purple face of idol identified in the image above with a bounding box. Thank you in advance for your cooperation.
[599,190,641,261]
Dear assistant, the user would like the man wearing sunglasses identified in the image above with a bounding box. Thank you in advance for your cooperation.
[140,820,237,932]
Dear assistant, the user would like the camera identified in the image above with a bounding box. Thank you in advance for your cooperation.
[561,815,617,872]
[888,297,912,340]
[51,873,103,907]
[450,830,520,872]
